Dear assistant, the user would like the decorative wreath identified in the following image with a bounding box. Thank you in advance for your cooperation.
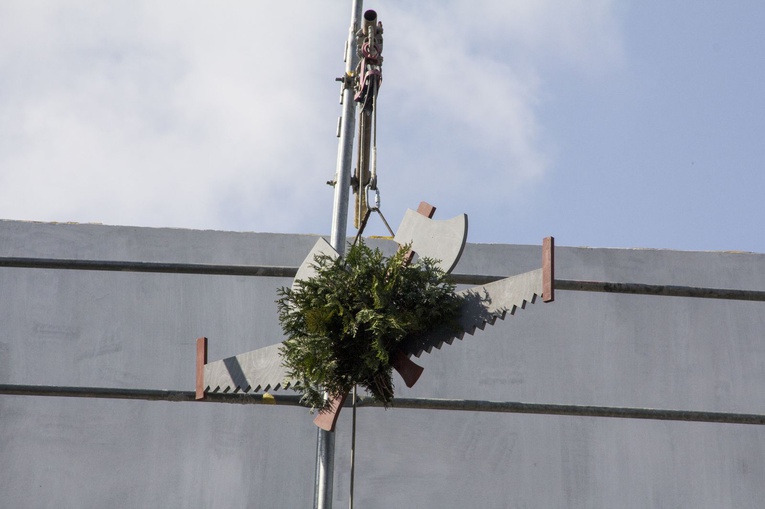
[277,240,462,412]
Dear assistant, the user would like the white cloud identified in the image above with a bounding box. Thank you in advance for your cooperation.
[0,1,623,236]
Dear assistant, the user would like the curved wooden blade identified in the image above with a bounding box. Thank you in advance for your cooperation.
[292,237,339,291]
[394,209,468,274]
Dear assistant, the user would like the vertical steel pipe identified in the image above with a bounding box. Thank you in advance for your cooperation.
[320,2,364,508]
[329,0,364,258]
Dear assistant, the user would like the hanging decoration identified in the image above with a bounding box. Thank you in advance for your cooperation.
[276,241,462,412]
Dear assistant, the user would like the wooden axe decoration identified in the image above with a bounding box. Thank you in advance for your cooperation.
[196,202,554,432]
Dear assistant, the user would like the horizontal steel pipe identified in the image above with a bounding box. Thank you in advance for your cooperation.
[0,257,298,278]
[556,279,765,302]
[0,256,501,284]
[0,384,305,406]
[356,396,765,426]
[1,257,762,301]
[2,385,764,425]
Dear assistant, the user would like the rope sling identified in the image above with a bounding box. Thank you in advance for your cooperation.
[349,13,385,508]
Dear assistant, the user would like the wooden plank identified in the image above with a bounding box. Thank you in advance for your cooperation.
[313,392,349,432]
[416,201,436,219]
[392,350,424,388]
[543,237,555,302]
[196,337,208,400]
[403,201,436,266]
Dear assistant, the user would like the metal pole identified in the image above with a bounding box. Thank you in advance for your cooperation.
[319,2,363,508]
[329,0,363,256]
[349,387,357,509]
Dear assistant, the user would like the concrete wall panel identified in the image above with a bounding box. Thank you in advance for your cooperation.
[1,220,763,508]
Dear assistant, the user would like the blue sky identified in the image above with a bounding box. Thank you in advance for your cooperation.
[1,2,762,253]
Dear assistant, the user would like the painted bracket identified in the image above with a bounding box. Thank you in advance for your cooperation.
[391,350,424,388]
[543,236,554,302]
[403,201,436,265]
[313,392,349,431]
[196,337,207,400]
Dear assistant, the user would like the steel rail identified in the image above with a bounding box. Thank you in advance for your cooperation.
[4,257,764,302]
[0,384,305,406]
[355,397,765,426]
[0,256,298,278]
[2,384,764,426]
[555,279,765,302]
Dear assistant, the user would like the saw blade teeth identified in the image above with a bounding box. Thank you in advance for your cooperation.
[402,269,545,358]
[202,342,295,396]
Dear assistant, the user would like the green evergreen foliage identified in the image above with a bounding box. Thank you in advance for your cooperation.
[277,241,462,412]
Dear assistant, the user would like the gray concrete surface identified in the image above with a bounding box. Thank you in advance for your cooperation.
[1,219,764,508]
